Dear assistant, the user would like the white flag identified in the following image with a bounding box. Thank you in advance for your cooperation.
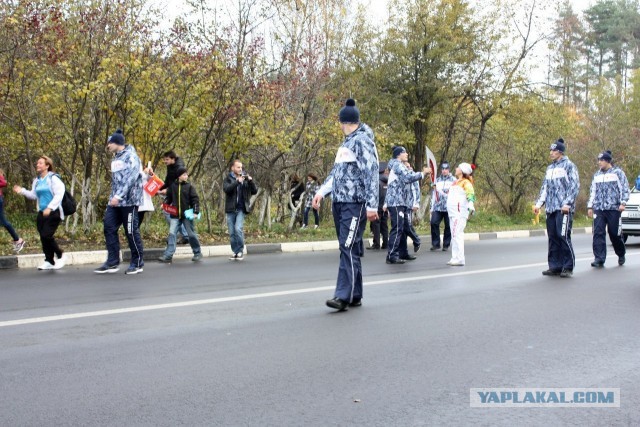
[425,146,438,201]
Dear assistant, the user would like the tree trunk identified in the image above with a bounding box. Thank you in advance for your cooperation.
[412,119,426,170]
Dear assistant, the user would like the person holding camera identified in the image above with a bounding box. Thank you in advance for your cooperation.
[223,159,258,261]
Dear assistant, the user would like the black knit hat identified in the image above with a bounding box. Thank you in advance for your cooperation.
[108,129,125,145]
[175,167,188,177]
[392,146,406,158]
[550,137,565,153]
[339,98,360,123]
[598,150,612,162]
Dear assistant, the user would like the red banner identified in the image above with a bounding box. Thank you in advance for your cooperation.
[144,174,164,196]
[162,203,178,216]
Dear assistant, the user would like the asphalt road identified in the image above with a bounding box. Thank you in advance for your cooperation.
[1,234,639,426]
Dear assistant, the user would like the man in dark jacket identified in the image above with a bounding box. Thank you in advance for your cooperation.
[158,151,185,193]
[158,150,188,244]
[367,163,389,250]
[158,167,202,263]
[223,159,258,261]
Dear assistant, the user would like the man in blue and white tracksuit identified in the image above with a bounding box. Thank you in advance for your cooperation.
[534,138,580,278]
[313,99,379,311]
[384,147,429,264]
[95,129,144,275]
[430,163,455,251]
[403,161,422,254]
[587,150,629,267]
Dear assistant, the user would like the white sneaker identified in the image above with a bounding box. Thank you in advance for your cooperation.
[37,261,55,270]
[229,254,238,260]
[301,225,307,229]
[314,225,319,229]
[236,253,244,261]
[449,261,465,266]
[53,253,66,270]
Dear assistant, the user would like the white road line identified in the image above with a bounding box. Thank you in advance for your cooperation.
[0,253,635,328]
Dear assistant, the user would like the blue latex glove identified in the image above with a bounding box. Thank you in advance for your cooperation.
[184,209,201,220]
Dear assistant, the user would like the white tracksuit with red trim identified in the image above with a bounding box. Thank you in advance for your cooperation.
[446,178,475,265]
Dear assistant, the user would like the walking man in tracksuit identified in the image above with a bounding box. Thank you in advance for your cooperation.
[384,147,429,264]
[534,138,580,278]
[95,129,144,275]
[313,99,379,311]
[587,150,629,267]
[403,160,422,254]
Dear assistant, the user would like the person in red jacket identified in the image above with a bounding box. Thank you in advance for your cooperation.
[0,168,25,252]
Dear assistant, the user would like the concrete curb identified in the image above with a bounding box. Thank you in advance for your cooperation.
[3,227,592,270]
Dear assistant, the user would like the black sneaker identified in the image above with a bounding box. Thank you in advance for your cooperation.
[619,256,625,266]
[380,244,388,249]
[430,246,441,251]
[559,269,573,278]
[125,266,143,275]
[326,297,348,311]
[591,261,604,268]
[366,246,380,250]
[414,243,421,253]
[94,264,119,274]
[386,258,405,264]
[157,256,172,263]
[542,269,561,276]
[349,299,362,307]
[400,255,417,261]
[442,246,450,251]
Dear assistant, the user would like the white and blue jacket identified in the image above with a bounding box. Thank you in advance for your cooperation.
[587,166,630,211]
[535,156,580,213]
[430,174,455,212]
[405,180,420,209]
[109,144,143,207]
[384,158,424,208]
[318,123,379,212]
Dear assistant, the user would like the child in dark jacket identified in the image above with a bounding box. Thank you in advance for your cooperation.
[158,167,202,263]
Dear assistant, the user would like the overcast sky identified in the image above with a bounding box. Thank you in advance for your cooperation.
[154,0,594,83]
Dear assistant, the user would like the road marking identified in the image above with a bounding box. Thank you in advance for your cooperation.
[0,253,636,328]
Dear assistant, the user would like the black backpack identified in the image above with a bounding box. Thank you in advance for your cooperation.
[52,174,77,215]
[61,190,77,216]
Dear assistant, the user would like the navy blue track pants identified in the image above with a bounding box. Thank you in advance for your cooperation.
[592,210,625,263]
[331,202,367,303]
[546,210,575,271]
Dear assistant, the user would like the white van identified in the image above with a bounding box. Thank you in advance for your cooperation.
[621,186,640,242]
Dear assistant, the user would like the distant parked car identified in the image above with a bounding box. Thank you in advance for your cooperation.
[621,186,640,242]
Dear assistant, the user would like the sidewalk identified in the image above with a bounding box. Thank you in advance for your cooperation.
[0,227,592,270]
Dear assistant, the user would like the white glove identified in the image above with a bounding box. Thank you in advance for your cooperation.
[468,202,475,216]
